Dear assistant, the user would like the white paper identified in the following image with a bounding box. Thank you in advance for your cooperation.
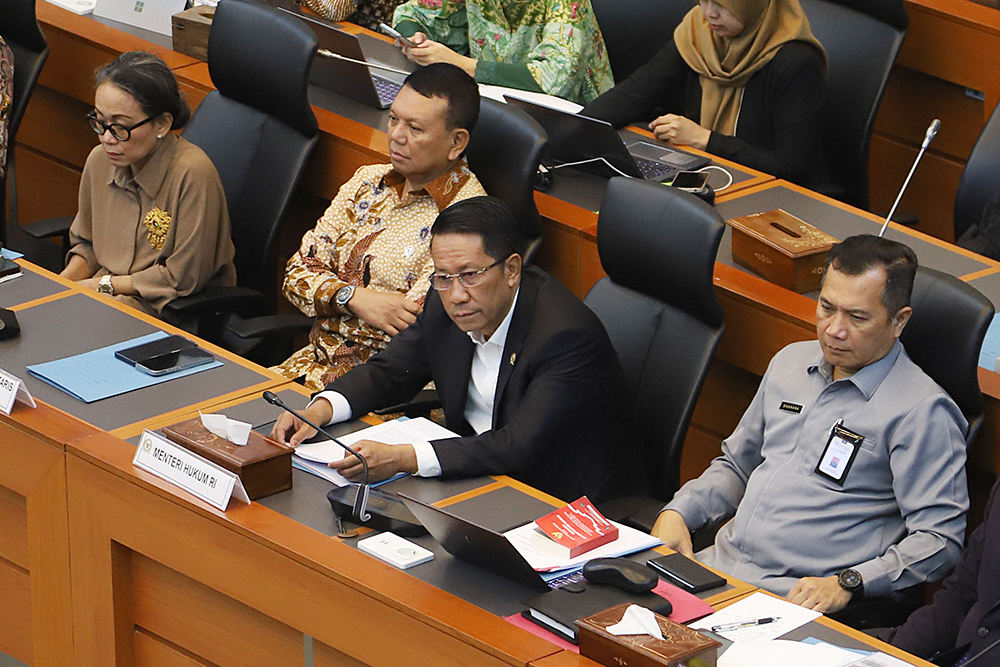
[691,592,820,642]
[200,412,251,446]
[719,640,856,667]
[503,520,661,573]
[845,653,916,667]
[606,604,664,640]
[292,417,459,486]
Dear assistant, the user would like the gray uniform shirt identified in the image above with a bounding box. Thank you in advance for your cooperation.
[666,340,968,598]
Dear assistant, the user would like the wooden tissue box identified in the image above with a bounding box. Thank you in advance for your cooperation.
[172,5,215,62]
[576,603,721,667]
[728,209,837,293]
[162,416,292,500]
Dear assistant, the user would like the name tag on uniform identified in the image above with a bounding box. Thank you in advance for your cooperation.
[815,421,864,484]
[779,401,803,414]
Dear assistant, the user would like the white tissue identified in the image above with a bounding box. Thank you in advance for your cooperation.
[200,412,252,446]
[605,604,664,640]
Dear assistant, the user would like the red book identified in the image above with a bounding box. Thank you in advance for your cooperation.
[534,496,619,559]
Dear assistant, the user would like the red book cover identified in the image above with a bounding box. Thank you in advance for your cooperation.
[534,496,619,559]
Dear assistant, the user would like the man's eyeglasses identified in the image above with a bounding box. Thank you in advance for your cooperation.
[86,112,156,141]
[430,257,506,290]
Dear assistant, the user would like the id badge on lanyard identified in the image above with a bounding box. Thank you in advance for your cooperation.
[815,419,865,485]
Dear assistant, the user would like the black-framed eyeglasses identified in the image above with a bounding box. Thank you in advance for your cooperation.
[430,257,507,290]
[86,112,156,141]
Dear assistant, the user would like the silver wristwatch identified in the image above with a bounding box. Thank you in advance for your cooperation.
[98,274,115,296]
[334,284,355,309]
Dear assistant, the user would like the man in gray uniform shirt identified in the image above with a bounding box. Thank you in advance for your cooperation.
[654,234,968,614]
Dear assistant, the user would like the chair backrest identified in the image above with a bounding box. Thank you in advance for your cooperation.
[590,0,690,83]
[800,0,907,211]
[465,98,546,247]
[182,0,319,297]
[954,100,1000,240]
[899,266,994,445]
[2,0,49,144]
[584,178,725,500]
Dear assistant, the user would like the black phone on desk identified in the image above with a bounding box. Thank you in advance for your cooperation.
[646,553,726,593]
[115,335,196,366]
[665,171,710,191]
[134,348,215,376]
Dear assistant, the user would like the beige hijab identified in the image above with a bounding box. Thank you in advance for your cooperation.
[674,0,826,135]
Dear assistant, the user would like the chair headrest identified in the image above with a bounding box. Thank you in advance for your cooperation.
[811,0,908,30]
[207,0,318,137]
[597,177,724,327]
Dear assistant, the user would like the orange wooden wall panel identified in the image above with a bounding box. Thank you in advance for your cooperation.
[134,629,222,667]
[0,485,30,571]
[13,146,84,226]
[0,560,33,665]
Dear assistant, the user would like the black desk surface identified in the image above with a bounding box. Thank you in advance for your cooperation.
[0,266,68,309]
[0,293,271,432]
[715,184,999,306]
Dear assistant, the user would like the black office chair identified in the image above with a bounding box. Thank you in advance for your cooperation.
[590,0,691,83]
[585,177,725,522]
[1,0,50,249]
[466,98,546,257]
[800,0,908,211]
[954,100,1000,244]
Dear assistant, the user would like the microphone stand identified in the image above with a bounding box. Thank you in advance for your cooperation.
[263,391,371,523]
[879,119,941,237]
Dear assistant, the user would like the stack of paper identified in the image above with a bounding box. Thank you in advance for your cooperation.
[292,417,458,486]
[504,520,661,578]
[690,591,820,641]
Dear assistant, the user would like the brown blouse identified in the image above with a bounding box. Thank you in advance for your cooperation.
[67,134,236,315]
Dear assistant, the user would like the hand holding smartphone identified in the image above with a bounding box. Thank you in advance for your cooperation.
[378,22,415,48]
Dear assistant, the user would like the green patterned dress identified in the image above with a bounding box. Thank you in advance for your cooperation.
[393,0,614,106]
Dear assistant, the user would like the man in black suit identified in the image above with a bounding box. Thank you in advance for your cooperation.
[272,196,626,501]
[888,475,1000,666]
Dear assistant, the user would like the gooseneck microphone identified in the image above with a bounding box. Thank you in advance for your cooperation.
[262,391,426,536]
[263,391,371,523]
[879,118,941,237]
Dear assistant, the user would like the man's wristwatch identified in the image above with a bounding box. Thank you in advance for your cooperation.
[97,274,115,296]
[838,568,864,598]
[334,285,355,309]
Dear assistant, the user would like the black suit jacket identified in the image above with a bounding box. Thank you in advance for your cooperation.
[891,477,1000,664]
[329,266,626,501]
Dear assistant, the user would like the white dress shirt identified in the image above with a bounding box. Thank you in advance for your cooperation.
[312,289,520,478]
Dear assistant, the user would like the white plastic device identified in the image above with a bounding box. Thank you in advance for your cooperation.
[357,532,434,570]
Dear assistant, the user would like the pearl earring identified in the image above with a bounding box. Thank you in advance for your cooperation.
[157,134,163,139]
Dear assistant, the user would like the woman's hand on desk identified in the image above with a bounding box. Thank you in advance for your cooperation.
[649,114,711,151]
[400,33,478,77]
[328,439,418,482]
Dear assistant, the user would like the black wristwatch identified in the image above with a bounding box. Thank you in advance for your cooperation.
[334,285,355,309]
[838,568,864,598]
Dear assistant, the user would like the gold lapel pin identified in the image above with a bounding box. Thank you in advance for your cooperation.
[510,353,517,365]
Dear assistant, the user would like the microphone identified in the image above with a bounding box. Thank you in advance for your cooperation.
[262,391,426,536]
[879,118,942,237]
[264,391,370,523]
[315,49,411,76]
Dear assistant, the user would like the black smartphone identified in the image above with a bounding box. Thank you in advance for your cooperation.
[135,348,215,376]
[115,335,197,367]
[666,171,710,191]
[646,553,726,593]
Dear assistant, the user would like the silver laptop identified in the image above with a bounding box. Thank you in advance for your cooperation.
[94,0,187,36]
[275,5,414,109]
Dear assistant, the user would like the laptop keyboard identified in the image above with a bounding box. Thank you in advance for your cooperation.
[547,569,585,590]
[635,156,677,181]
[373,76,403,107]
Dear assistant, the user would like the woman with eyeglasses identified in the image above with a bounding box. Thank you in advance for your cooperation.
[61,51,235,320]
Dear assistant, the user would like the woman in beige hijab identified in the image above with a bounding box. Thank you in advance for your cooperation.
[583,0,829,188]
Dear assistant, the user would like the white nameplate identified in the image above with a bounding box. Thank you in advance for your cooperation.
[133,430,250,511]
[0,368,37,416]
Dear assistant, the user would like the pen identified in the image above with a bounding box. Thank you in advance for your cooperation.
[711,617,780,633]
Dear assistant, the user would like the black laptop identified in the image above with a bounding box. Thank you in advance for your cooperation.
[275,5,413,109]
[504,96,711,181]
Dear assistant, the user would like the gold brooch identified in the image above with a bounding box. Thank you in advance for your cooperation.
[143,207,171,250]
